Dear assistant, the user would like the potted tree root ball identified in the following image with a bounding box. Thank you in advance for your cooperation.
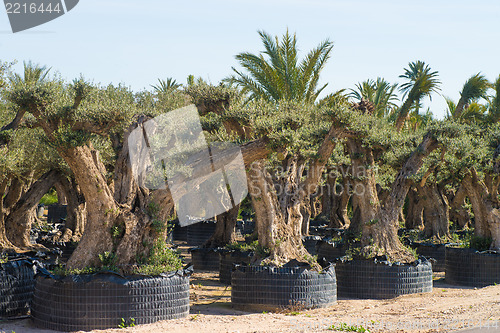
[6,77,196,330]
[328,101,454,299]
[32,240,190,331]
[445,138,500,286]
[219,241,257,285]
[0,254,37,318]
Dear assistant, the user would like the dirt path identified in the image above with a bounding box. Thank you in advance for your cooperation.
[1,272,499,333]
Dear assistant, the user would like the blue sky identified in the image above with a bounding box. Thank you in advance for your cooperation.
[2,0,500,118]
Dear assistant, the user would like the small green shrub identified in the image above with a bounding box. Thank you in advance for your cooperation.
[225,240,270,257]
[327,323,369,332]
[469,235,492,251]
[133,239,182,275]
[118,317,135,328]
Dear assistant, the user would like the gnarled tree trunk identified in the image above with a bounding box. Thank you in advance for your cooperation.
[420,183,451,239]
[55,177,86,242]
[405,186,424,230]
[203,204,239,248]
[462,169,500,250]
[248,160,308,266]
[347,135,440,262]
[323,175,350,229]
[449,185,471,229]
[0,179,16,250]
[5,170,59,249]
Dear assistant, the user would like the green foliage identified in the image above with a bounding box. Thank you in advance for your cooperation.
[133,239,182,275]
[151,219,167,234]
[39,188,58,205]
[51,265,98,276]
[98,251,118,271]
[227,29,333,103]
[462,234,492,251]
[328,323,369,332]
[225,240,270,258]
[349,77,399,118]
[118,317,135,328]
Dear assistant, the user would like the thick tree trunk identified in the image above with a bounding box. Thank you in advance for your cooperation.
[449,185,470,229]
[323,177,351,229]
[5,171,59,249]
[3,177,26,213]
[0,179,17,250]
[60,145,123,268]
[347,140,379,236]
[420,184,451,239]
[56,177,86,242]
[347,135,440,262]
[405,187,424,230]
[203,204,239,248]
[54,182,68,205]
[247,160,309,266]
[462,170,500,250]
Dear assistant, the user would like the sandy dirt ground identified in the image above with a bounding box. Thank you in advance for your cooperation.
[0,271,499,333]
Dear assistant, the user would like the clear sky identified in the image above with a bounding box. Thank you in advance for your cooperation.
[2,0,500,118]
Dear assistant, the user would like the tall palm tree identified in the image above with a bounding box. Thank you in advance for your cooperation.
[394,61,441,131]
[9,61,50,87]
[349,77,399,118]
[2,61,50,132]
[151,78,182,93]
[486,75,500,123]
[227,30,333,103]
[452,73,491,119]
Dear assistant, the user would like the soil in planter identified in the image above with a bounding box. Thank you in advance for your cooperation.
[231,264,337,311]
[335,258,433,299]
[445,246,500,287]
[31,270,190,331]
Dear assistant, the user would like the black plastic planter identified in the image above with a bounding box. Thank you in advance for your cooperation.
[231,265,337,310]
[445,246,500,287]
[189,247,221,271]
[335,259,433,299]
[46,204,67,223]
[31,270,190,331]
[219,251,254,285]
[412,242,447,272]
[317,240,348,262]
[302,236,321,256]
[0,260,36,318]
[187,220,216,246]
[173,222,188,242]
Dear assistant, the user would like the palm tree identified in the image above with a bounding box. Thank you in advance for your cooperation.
[9,61,50,87]
[2,61,50,132]
[349,77,399,118]
[151,78,182,93]
[394,61,441,131]
[486,75,500,123]
[452,73,491,119]
[227,30,333,103]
